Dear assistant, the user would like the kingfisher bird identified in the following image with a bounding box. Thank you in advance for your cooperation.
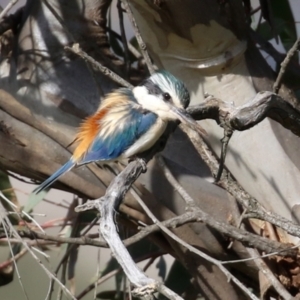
[34,70,193,193]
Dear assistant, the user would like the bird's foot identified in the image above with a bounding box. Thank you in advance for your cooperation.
[137,157,147,173]
[132,282,158,298]
[129,157,147,173]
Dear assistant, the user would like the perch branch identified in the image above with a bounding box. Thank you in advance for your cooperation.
[75,158,183,300]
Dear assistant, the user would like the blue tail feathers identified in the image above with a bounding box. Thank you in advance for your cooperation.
[34,160,76,194]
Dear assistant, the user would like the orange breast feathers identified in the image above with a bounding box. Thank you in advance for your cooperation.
[73,109,108,161]
[72,92,130,161]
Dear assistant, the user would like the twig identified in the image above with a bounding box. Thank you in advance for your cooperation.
[41,0,74,42]
[0,6,22,36]
[250,30,300,79]
[117,0,130,77]
[246,248,293,300]
[273,38,300,93]
[179,122,300,243]
[121,0,155,74]
[77,268,121,299]
[229,198,293,300]
[215,126,233,181]
[129,189,259,300]
[65,43,133,89]
[0,203,77,300]
[17,208,297,257]
[155,156,296,257]
[0,0,18,20]
[107,28,142,59]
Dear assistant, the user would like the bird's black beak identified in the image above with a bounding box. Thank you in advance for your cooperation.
[170,105,206,136]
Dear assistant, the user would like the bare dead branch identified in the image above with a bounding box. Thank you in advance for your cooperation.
[41,0,74,42]
[246,248,293,300]
[129,188,259,300]
[250,30,300,79]
[229,197,293,299]
[0,0,18,20]
[179,124,300,242]
[75,158,184,299]
[0,202,77,300]
[156,155,296,256]
[65,43,133,89]
[14,204,297,257]
[273,38,300,93]
[117,0,130,77]
[187,91,300,138]
[121,0,155,75]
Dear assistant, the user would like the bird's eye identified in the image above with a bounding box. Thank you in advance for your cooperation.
[163,93,171,102]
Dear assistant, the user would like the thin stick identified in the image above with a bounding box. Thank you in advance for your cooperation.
[41,0,74,42]
[65,44,133,89]
[76,159,184,300]
[246,248,293,300]
[0,203,77,300]
[0,0,18,20]
[107,28,142,59]
[273,38,300,93]
[129,189,259,300]
[121,0,155,74]
[229,198,293,300]
[117,0,130,77]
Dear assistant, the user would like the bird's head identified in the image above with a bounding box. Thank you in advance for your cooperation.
[133,70,191,122]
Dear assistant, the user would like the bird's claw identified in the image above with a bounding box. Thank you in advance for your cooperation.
[132,282,158,297]
[129,157,147,173]
[138,158,147,173]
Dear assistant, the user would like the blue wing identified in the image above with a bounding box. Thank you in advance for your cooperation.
[79,102,158,164]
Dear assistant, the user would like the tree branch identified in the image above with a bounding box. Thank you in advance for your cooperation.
[75,158,183,300]
[273,38,300,93]
[179,122,300,242]
[187,91,300,138]
[0,0,18,20]
[121,0,155,75]
[65,43,133,89]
